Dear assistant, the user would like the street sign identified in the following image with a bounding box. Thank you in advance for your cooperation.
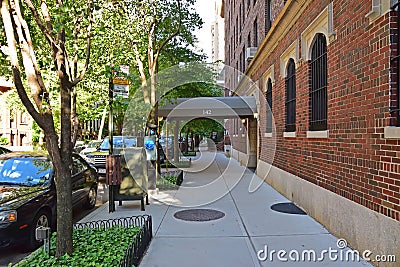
[112,65,129,98]
[113,78,129,85]
[113,84,129,98]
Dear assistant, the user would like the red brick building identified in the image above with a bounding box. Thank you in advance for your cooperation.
[224,0,400,264]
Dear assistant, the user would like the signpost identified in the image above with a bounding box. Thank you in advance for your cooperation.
[113,65,130,98]
[108,65,129,213]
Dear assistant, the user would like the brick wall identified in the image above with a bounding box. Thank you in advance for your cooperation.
[226,0,400,221]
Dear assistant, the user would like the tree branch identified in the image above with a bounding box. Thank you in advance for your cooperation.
[9,0,49,112]
[154,0,181,64]
[133,43,150,104]
[71,0,93,86]
[1,0,47,129]
[14,0,47,94]
[23,0,57,47]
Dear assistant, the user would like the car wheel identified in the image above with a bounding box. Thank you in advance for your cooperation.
[85,186,97,209]
[28,210,51,250]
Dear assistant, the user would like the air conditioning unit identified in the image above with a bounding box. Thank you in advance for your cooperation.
[245,47,258,61]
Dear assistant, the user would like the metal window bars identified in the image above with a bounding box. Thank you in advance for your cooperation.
[266,78,273,133]
[391,1,400,126]
[310,33,328,131]
[285,58,296,132]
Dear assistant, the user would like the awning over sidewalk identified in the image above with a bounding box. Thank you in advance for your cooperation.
[158,96,257,119]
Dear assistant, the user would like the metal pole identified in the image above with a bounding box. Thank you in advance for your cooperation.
[397,3,400,126]
[108,75,115,212]
[109,76,114,155]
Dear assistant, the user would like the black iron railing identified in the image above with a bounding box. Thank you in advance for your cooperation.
[391,1,400,126]
[310,33,328,131]
[74,215,152,267]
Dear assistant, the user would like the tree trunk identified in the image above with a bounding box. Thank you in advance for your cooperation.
[56,75,73,256]
[190,131,194,151]
[71,86,78,146]
[184,128,189,153]
[98,106,107,140]
[45,128,73,257]
[173,120,179,162]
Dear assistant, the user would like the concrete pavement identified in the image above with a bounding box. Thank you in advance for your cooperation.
[80,150,372,266]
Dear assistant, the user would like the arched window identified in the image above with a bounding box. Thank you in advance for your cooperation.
[310,33,328,131]
[285,59,296,132]
[265,0,272,34]
[266,78,273,133]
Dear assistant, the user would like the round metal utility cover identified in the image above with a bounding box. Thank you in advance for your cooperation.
[270,202,306,215]
[174,209,225,222]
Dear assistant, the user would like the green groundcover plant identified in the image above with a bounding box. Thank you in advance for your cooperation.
[15,225,140,267]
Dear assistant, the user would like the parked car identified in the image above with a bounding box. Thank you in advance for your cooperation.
[0,147,11,154]
[0,152,98,250]
[80,140,102,156]
[159,136,174,161]
[73,141,87,153]
[86,136,140,176]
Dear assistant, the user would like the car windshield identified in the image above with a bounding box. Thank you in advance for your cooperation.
[87,141,101,148]
[99,137,137,151]
[0,157,52,186]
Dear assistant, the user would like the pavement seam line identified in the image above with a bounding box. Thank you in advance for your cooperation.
[215,153,263,267]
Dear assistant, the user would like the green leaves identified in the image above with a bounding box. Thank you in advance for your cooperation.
[16,225,141,267]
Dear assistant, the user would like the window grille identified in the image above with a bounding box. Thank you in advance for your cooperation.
[266,78,273,133]
[391,1,400,126]
[310,33,328,131]
[265,0,272,34]
[285,59,296,132]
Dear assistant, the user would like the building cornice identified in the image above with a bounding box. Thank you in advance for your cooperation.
[245,0,311,78]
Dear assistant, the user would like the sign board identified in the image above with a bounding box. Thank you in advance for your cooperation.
[113,78,129,85]
[112,65,129,98]
[144,136,156,161]
[113,84,129,98]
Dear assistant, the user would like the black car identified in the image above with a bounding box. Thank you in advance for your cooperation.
[0,152,98,250]
[85,136,140,176]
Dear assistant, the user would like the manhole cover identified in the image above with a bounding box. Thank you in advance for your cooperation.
[270,202,306,215]
[174,209,225,222]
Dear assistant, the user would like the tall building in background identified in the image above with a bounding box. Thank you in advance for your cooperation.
[212,0,225,63]
[0,78,33,148]
[213,0,225,90]
[224,0,400,262]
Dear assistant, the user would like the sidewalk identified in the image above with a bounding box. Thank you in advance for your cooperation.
[80,151,372,267]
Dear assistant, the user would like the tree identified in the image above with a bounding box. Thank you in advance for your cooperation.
[129,0,203,115]
[1,0,93,256]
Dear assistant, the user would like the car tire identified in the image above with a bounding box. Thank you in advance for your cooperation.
[28,210,51,250]
[85,186,97,209]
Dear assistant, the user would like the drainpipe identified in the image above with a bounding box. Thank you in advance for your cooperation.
[397,3,400,126]
[392,2,400,126]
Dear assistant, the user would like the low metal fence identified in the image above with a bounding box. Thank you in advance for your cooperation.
[74,215,152,266]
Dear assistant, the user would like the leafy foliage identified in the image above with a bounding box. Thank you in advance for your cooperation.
[0,137,8,145]
[16,225,140,267]
[182,118,224,138]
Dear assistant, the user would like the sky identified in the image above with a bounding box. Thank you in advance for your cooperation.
[193,0,216,61]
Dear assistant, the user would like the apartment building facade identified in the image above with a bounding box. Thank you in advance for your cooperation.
[224,0,400,264]
[0,81,33,147]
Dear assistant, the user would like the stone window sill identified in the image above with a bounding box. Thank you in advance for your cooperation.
[384,127,400,139]
[307,130,329,139]
[283,132,296,138]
